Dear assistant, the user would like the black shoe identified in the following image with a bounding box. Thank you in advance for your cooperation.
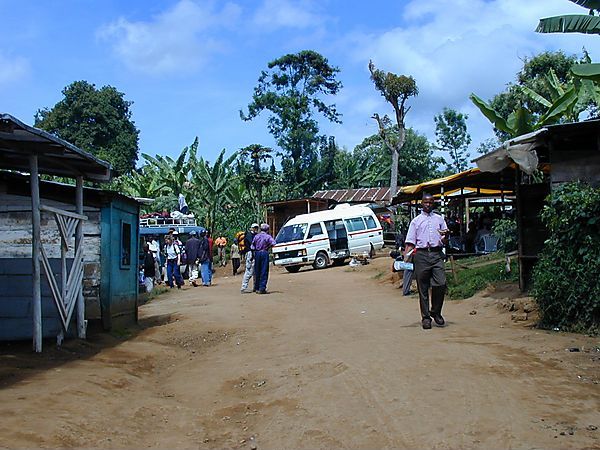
[257,290,268,294]
[432,313,445,326]
[422,317,432,329]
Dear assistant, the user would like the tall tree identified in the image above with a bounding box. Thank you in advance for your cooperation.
[368,60,418,202]
[240,50,342,198]
[353,127,441,187]
[35,80,139,174]
[434,108,472,173]
[238,144,274,222]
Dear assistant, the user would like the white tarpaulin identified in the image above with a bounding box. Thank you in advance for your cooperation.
[474,129,545,175]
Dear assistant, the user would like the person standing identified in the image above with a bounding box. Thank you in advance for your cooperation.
[185,230,201,287]
[252,223,276,294]
[164,235,184,289]
[404,193,449,329]
[197,230,212,286]
[206,230,214,274]
[230,238,241,276]
[215,235,228,267]
[147,236,162,285]
[241,223,259,293]
[178,193,189,214]
[141,243,156,293]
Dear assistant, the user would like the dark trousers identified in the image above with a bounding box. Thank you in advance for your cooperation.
[254,250,270,292]
[413,250,446,319]
[232,257,240,275]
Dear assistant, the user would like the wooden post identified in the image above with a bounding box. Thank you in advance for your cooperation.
[450,255,458,283]
[76,176,86,339]
[30,154,42,353]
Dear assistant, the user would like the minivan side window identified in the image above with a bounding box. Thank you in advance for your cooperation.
[364,215,377,229]
[345,217,366,232]
[307,223,324,238]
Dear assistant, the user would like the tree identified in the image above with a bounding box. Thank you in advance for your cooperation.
[434,108,471,173]
[238,144,275,222]
[368,60,418,203]
[353,127,441,187]
[240,50,342,197]
[489,51,580,126]
[35,80,139,174]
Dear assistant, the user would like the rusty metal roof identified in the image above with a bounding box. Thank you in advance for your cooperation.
[312,187,398,204]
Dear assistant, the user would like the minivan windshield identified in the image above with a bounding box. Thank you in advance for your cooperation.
[276,223,307,244]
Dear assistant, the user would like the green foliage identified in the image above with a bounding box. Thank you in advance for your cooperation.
[240,50,342,196]
[35,80,139,175]
[492,218,518,252]
[446,254,518,300]
[434,107,472,173]
[532,182,600,332]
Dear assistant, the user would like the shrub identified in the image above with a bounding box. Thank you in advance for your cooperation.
[492,218,517,252]
[531,182,600,333]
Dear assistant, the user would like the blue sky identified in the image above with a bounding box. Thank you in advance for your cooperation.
[1,0,597,167]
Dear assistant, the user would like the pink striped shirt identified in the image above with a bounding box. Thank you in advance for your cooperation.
[405,211,448,248]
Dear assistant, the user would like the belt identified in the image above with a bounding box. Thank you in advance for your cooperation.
[418,246,443,252]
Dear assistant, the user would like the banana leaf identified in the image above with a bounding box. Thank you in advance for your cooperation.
[521,86,552,108]
[469,94,513,135]
[571,63,600,81]
[538,87,578,126]
[537,14,600,34]
[507,107,534,136]
[568,0,600,9]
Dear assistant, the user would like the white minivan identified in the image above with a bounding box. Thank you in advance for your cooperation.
[272,203,384,273]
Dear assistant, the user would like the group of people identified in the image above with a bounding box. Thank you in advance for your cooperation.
[140,222,277,295]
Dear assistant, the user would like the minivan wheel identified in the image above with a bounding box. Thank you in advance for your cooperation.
[285,266,301,273]
[313,252,329,270]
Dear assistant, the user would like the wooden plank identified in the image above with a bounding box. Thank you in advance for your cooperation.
[40,204,87,221]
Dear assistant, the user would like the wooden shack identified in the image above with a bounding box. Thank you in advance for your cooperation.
[263,198,330,238]
[0,172,140,336]
[0,113,138,351]
[475,120,600,290]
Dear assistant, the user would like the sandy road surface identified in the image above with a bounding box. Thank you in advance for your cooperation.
[0,254,598,449]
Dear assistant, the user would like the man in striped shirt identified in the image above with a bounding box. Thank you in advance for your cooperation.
[404,193,449,330]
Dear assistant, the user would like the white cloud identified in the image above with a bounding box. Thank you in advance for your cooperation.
[98,0,242,75]
[0,51,29,85]
[338,0,600,155]
[252,0,325,30]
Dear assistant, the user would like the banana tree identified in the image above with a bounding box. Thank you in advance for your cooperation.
[141,137,198,196]
[470,87,578,138]
[190,148,238,232]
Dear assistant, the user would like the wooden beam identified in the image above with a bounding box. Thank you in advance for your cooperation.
[40,204,87,221]
[30,154,42,353]
[76,176,86,339]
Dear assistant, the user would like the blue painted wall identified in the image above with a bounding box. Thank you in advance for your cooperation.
[100,197,139,330]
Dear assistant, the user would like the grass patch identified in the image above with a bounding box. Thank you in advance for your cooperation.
[446,253,518,300]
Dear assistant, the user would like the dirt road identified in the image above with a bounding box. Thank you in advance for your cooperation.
[0,254,598,449]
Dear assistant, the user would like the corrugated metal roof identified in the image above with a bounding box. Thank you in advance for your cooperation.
[312,187,398,204]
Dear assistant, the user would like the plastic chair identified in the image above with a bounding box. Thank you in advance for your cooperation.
[475,234,499,254]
